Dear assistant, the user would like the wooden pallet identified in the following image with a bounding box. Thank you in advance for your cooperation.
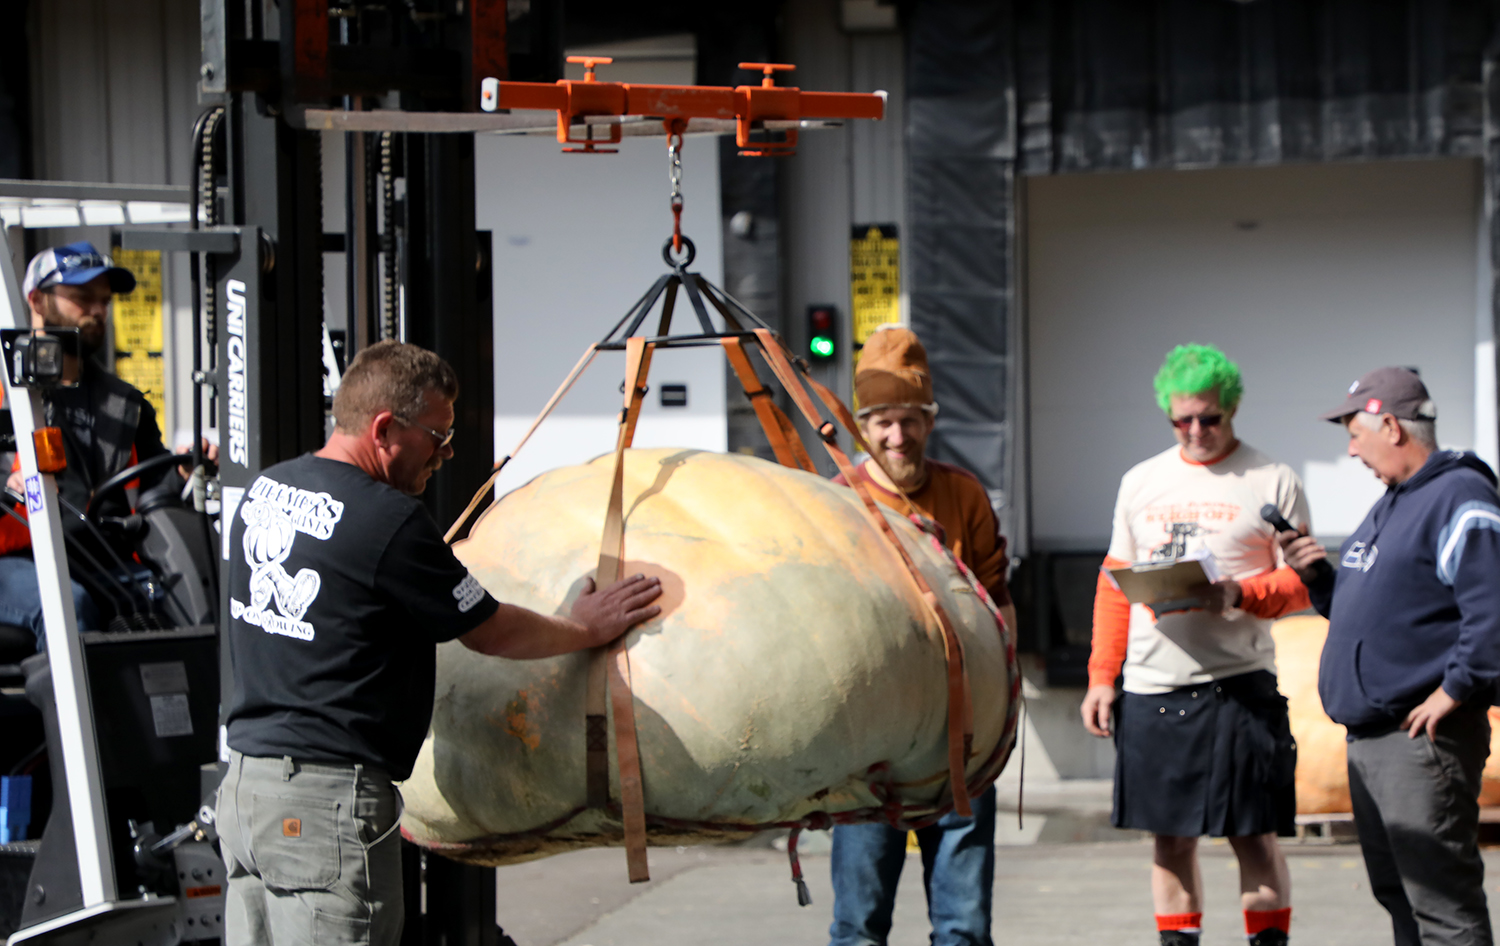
[1295,808,1500,843]
[1293,812,1358,842]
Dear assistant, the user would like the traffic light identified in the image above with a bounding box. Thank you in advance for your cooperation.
[807,305,837,362]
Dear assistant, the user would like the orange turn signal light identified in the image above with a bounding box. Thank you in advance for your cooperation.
[33,427,66,474]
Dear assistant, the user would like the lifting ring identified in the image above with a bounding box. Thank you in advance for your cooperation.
[661,235,696,269]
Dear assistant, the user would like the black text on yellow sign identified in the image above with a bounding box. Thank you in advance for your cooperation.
[111,248,167,423]
[849,224,900,347]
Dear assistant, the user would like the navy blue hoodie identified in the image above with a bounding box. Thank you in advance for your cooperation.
[1315,450,1500,733]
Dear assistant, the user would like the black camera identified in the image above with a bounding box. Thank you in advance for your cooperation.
[1,328,79,389]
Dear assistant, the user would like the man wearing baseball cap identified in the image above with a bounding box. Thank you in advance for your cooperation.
[827,325,1016,946]
[1280,367,1500,946]
[1,242,178,646]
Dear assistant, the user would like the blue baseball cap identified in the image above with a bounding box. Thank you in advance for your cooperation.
[22,241,137,296]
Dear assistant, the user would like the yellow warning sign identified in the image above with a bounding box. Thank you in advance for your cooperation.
[111,248,167,422]
[850,224,899,345]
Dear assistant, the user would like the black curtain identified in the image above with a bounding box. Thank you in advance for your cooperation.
[905,0,1497,509]
[0,0,31,180]
[906,0,1017,499]
[1022,0,1492,173]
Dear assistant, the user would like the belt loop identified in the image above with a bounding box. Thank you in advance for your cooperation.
[282,756,294,782]
[351,763,361,820]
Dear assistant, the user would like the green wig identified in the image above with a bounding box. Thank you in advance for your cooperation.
[1153,344,1243,414]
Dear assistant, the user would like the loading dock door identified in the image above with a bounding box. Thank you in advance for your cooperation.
[1025,158,1483,553]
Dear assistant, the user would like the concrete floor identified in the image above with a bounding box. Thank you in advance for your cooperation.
[490,837,1500,946]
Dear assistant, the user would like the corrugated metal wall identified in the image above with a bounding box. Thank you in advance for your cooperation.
[782,0,906,472]
[25,0,201,440]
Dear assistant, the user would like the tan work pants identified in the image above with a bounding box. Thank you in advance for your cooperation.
[217,750,403,946]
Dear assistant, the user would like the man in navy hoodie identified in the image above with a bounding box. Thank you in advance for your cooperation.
[1281,367,1500,946]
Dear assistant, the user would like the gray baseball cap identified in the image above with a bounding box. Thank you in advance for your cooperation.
[1320,366,1436,423]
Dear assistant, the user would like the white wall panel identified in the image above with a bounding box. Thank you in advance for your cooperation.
[475,134,725,496]
[1026,158,1483,549]
[28,0,201,443]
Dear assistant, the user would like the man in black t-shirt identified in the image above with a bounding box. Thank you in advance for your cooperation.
[218,341,661,946]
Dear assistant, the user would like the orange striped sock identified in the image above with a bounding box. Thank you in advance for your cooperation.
[1156,913,1203,932]
[1245,907,1291,934]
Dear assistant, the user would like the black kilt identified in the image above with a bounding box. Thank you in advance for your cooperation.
[1112,669,1297,838]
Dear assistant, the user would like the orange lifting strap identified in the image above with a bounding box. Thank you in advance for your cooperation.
[445,248,974,884]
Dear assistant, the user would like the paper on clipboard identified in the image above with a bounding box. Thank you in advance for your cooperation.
[1104,548,1223,614]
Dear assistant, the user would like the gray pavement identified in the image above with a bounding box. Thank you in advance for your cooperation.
[492,837,1500,946]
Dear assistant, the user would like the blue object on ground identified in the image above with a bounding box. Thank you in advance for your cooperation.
[0,775,32,843]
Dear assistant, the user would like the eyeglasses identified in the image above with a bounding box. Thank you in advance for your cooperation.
[397,417,455,448]
[1169,413,1223,431]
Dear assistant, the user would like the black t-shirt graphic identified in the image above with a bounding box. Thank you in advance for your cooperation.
[225,454,498,778]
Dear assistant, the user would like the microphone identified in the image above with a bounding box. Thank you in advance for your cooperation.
[1259,504,1334,582]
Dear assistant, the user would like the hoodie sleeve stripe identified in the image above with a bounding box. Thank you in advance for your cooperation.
[1437,500,1500,586]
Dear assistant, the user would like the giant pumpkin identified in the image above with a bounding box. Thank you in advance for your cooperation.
[400,448,1019,865]
[1274,615,1500,813]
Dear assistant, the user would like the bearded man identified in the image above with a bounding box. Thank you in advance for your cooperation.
[0,242,176,644]
[827,325,1015,946]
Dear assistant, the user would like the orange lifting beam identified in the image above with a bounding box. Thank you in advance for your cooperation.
[485,60,884,156]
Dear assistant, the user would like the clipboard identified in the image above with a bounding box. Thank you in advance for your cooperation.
[1105,550,1222,616]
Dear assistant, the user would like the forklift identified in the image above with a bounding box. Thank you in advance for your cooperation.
[0,3,880,943]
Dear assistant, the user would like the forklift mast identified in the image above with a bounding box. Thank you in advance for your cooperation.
[199,4,553,944]
[203,0,533,538]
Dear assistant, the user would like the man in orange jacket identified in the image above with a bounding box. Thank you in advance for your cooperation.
[828,325,1015,946]
[1082,344,1310,946]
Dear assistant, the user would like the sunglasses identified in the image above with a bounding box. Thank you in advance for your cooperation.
[37,252,113,291]
[398,417,455,448]
[60,250,111,270]
[1169,413,1223,431]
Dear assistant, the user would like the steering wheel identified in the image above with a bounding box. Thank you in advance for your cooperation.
[85,452,198,521]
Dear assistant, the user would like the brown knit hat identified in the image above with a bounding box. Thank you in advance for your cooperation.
[855,325,935,415]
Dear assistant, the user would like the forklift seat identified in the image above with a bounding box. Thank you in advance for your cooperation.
[0,624,34,666]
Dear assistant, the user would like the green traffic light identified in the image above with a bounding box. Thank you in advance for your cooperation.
[810,335,836,358]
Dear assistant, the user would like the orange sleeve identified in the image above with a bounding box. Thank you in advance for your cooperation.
[1237,566,1311,619]
[964,502,1012,607]
[1088,555,1132,688]
[935,468,1012,606]
[124,444,141,497]
[1,454,29,555]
